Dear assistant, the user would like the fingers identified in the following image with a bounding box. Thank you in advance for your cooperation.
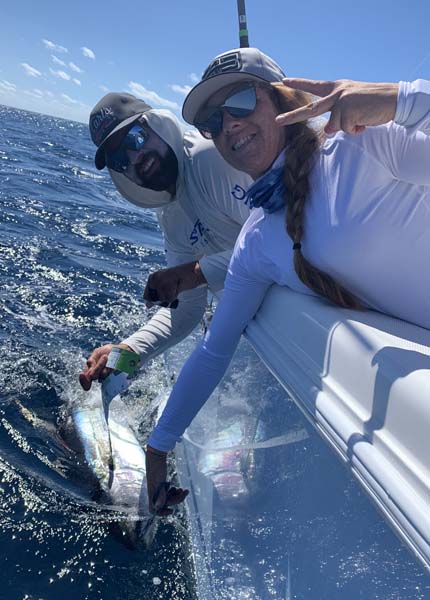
[144,279,160,303]
[275,91,339,126]
[79,355,110,390]
[144,271,180,304]
[341,114,358,136]
[152,482,169,512]
[86,344,111,368]
[155,506,173,517]
[146,451,188,516]
[325,110,366,136]
[341,109,368,135]
[166,487,189,507]
[153,487,189,516]
[147,453,168,513]
[79,371,92,391]
[90,354,109,380]
[324,108,342,134]
[282,77,336,98]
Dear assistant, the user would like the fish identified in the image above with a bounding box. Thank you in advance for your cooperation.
[195,408,309,509]
[62,371,158,549]
[196,414,265,508]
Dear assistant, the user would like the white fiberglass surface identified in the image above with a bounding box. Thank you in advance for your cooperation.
[167,333,430,600]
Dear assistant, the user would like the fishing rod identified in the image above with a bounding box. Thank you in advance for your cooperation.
[237,0,249,47]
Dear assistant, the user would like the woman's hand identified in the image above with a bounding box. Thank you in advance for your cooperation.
[145,446,189,516]
[276,78,399,135]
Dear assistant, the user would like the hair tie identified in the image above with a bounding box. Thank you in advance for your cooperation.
[293,242,301,251]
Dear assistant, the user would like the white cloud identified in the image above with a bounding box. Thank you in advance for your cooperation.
[81,46,96,60]
[42,39,68,53]
[24,89,43,99]
[189,72,199,84]
[51,55,66,67]
[99,85,109,93]
[50,68,71,81]
[21,63,42,77]
[69,62,83,73]
[1,84,90,123]
[61,93,78,104]
[23,88,54,100]
[128,81,180,111]
[0,80,17,93]
[169,83,192,95]
[73,78,81,86]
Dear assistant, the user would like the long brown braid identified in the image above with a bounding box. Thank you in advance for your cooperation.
[271,83,362,310]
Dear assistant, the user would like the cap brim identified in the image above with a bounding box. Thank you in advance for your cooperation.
[94,113,143,170]
[182,73,269,125]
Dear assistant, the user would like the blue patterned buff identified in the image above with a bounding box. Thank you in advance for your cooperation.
[245,165,286,213]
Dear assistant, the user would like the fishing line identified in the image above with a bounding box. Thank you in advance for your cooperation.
[182,427,309,453]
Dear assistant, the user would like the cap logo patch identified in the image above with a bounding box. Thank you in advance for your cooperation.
[202,52,243,80]
[90,106,117,146]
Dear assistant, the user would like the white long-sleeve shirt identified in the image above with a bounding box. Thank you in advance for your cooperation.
[148,79,430,452]
[108,110,252,361]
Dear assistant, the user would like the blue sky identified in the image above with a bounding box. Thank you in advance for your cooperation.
[1,0,430,123]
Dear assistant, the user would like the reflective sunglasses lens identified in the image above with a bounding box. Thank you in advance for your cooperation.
[195,109,223,139]
[105,124,148,171]
[224,86,257,118]
[123,125,148,151]
[195,85,257,138]
[105,146,129,172]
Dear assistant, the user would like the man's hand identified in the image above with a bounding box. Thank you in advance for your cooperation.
[146,447,189,516]
[79,343,133,391]
[144,261,206,307]
[275,78,399,135]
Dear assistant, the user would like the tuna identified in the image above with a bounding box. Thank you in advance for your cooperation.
[65,371,158,548]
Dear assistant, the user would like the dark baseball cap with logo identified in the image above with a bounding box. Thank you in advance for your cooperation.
[89,92,152,170]
[182,47,285,125]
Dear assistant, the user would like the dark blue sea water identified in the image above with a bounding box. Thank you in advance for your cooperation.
[0,105,194,600]
[1,104,429,600]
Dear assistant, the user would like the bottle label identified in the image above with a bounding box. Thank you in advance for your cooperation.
[106,347,140,376]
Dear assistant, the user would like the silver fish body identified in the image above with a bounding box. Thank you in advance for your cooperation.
[67,372,157,548]
[197,410,268,509]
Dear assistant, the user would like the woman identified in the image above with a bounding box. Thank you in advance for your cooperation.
[145,48,430,514]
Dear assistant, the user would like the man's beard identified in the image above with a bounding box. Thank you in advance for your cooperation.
[127,147,178,191]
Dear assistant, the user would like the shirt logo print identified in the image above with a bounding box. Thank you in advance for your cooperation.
[190,219,210,246]
[232,184,247,202]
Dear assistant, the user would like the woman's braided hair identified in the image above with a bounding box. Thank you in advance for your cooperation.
[270,82,362,310]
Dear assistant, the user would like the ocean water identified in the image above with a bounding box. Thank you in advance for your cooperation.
[0,104,429,600]
[0,105,194,600]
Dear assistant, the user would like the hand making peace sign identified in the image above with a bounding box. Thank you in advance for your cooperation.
[276,78,399,135]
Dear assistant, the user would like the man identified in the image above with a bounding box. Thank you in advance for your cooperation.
[79,92,251,389]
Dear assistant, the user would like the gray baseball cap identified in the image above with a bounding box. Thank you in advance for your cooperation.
[182,47,285,125]
[89,92,152,170]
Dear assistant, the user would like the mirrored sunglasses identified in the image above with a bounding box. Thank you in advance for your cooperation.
[194,83,263,140]
[105,123,149,173]
[194,83,259,139]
